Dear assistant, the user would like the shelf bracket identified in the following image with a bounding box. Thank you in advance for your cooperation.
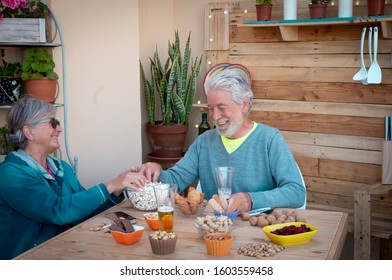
[279,26,298,41]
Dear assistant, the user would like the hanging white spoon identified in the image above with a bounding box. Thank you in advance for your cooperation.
[362,26,372,85]
[368,26,373,65]
[353,27,367,82]
[367,26,382,84]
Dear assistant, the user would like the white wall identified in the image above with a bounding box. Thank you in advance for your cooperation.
[48,0,244,187]
[51,0,142,188]
[139,0,240,161]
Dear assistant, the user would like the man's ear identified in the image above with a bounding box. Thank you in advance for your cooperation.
[22,125,35,141]
[242,97,250,113]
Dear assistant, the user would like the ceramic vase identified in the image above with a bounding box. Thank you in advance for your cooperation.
[339,0,353,17]
[284,0,297,20]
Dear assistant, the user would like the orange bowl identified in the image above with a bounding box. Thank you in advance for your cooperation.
[110,225,144,245]
[204,233,233,256]
[143,212,159,230]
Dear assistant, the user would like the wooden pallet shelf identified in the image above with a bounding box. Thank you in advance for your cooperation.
[242,15,392,41]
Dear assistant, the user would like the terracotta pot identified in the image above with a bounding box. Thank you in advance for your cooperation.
[256,4,273,21]
[146,123,189,158]
[308,3,327,19]
[24,78,58,104]
[367,0,385,16]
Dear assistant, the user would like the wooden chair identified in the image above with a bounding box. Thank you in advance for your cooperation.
[354,183,392,259]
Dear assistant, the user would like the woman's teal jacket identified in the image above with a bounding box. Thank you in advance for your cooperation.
[0,150,123,259]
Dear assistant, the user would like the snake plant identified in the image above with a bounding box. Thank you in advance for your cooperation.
[140,31,202,125]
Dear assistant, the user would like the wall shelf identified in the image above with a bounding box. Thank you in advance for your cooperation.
[242,15,392,41]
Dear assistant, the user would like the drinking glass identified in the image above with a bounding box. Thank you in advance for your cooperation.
[153,183,178,232]
[214,167,234,200]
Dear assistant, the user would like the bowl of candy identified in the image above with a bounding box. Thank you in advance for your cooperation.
[194,215,234,238]
[263,222,318,246]
[109,218,145,245]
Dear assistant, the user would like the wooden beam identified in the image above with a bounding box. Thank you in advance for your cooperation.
[354,189,372,260]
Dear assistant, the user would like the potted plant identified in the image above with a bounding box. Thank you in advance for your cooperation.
[0,48,22,105]
[0,0,49,43]
[0,124,13,158]
[255,0,273,21]
[309,0,330,19]
[367,0,386,16]
[21,48,59,103]
[140,31,203,158]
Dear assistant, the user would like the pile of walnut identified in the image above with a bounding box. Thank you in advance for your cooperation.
[175,187,205,215]
[241,208,306,227]
[238,241,285,259]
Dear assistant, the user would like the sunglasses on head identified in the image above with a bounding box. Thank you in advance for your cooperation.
[35,118,61,129]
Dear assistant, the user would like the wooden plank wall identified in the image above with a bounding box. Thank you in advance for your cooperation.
[206,0,392,232]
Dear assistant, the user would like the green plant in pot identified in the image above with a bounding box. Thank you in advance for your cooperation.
[0,49,22,105]
[255,0,273,21]
[0,124,13,156]
[21,48,59,104]
[140,31,203,158]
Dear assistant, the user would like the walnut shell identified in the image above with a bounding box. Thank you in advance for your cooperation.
[249,216,258,226]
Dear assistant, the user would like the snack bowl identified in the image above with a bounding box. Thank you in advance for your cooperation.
[204,233,233,256]
[110,225,145,245]
[143,212,159,230]
[174,199,208,218]
[125,185,157,211]
[263,222,318,246]
[148,231,178,255]
[194,215,234,238]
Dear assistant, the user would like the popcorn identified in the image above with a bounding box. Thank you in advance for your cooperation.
[126,182,162,211]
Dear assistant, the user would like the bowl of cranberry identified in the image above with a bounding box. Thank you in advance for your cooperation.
[263,222,318,246]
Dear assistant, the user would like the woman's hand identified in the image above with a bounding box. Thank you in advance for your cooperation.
[138,162,162,183]
[105,170,147,195]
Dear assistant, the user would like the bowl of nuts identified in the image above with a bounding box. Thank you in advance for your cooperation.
[194,215,235,238]
[204,233,233,256]
[148,231,178,255]
[143,212,159,230]
[263,222,318,246]
[125,183,158,211]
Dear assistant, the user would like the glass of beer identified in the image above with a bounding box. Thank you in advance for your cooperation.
[153,183,178,232]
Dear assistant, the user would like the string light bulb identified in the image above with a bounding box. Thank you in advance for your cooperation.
[244,9,248,13]
[356,0,360,5]
[208,14,212,19]
[331,1,335,6]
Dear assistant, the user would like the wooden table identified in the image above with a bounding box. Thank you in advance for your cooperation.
[14,201,348,260]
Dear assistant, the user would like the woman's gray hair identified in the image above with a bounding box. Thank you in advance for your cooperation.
[7,95,56,150]
[204,67,253,115]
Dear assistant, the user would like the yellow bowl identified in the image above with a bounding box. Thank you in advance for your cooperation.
[111,225,144,245]
[263,222,318,246]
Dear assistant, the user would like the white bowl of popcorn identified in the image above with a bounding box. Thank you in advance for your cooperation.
[125,183,157,211]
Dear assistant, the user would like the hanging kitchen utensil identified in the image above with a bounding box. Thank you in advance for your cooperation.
[368,27,373,65]
[367,26,382,84]
[353,27,368,82]
[362,26,373,85]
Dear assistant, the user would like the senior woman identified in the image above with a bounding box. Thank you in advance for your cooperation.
[0,96,146,259]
